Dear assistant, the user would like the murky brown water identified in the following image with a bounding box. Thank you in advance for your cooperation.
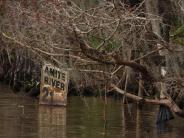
[0,85,184,138]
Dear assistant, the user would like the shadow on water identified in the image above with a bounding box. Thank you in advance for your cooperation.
[0,85,184,138]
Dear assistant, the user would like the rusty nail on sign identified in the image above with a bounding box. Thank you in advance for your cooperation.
[39,64,69,106]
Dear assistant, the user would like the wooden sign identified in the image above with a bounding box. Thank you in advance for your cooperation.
[39,64,68,106]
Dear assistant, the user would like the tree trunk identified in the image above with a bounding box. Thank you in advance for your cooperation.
[145,0,165,98]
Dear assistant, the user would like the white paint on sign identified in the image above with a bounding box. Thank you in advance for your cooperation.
[39,64,69,106]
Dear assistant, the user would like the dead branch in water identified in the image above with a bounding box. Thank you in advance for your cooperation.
[110,84,184,118]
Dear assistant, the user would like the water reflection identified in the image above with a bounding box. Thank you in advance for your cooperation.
[0,85,66,138]
[0,85,184,138]
[0,86,39,138]
[38,106,66,138]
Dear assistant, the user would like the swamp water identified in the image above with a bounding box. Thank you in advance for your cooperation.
[0,85,184,138]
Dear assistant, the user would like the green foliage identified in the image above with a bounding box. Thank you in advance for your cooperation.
[106,40,121,52]
[22,79,38,92]
[171,25,184,45]
[89,36,101,49]
[89,36,121,51]
[172,25,184,38]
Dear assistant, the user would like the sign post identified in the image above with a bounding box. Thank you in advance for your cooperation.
[39,64,68,106]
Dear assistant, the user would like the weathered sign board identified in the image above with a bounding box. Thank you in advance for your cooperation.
[39,64,68,106]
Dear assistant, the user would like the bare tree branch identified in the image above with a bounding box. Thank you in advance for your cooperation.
[111,84,184,118]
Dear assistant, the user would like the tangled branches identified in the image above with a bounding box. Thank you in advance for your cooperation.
[0,0,183,94]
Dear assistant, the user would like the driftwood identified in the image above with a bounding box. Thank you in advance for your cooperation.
[110,84,184,118]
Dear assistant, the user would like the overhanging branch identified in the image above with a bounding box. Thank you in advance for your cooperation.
[73,31,156,81]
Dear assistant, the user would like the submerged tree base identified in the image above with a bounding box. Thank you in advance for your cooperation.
[110,84,184,121]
